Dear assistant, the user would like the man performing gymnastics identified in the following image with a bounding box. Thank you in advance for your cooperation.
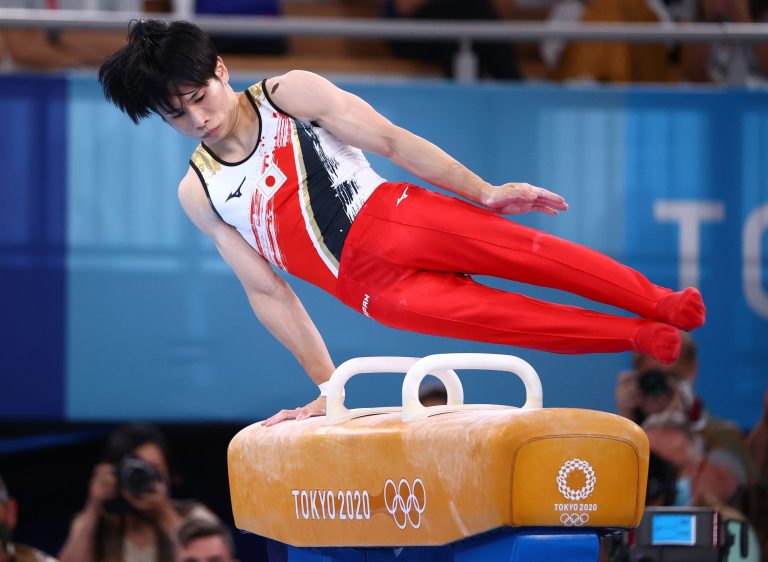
[99,20,705,425]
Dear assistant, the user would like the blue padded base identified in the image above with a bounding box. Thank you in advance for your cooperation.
[286,528,600,562]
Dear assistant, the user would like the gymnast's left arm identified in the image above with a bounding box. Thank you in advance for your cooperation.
[267,70,568,216]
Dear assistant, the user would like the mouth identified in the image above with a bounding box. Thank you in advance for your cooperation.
[202,127,219,139]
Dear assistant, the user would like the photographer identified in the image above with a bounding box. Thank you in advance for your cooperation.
[615,334,694,425]
[618,335,757,504]
[616,366,682,425]
[0,474,57,562]
[58,424,218,562]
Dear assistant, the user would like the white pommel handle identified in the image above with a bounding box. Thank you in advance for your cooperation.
[402,353,543,422]
[325,356,464,426]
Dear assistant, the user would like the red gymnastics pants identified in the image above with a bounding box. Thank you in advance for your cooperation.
[335,182,687,358]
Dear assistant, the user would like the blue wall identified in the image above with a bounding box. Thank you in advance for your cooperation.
[1,75,766,427]
[0,76,67,419]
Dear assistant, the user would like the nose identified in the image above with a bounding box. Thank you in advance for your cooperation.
[188,106,208,129]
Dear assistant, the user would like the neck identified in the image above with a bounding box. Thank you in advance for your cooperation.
[206,90,257,159]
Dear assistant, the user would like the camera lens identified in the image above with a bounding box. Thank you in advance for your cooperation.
[117,456,162,496]
[637,369,673,398]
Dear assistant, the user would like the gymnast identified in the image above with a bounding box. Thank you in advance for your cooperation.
[98,20,705,425]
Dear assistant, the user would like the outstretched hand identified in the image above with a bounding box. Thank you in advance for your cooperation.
[482,183,568,215]
[261,396,327,427]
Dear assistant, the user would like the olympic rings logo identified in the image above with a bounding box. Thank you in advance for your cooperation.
[383,478,427,529]
[557,459,596,501]
[560,513,590,526]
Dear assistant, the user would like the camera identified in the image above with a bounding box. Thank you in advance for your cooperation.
[637,369,674,398]
[116,456,162,497]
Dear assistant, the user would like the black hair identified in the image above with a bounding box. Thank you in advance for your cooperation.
[102,423,170,466]
[418,379,448,406]
[98,19,219,123]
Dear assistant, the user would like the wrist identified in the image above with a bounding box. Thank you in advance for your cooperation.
[318,381,329,397]
[83,498,103,516]
[476,182,494,206]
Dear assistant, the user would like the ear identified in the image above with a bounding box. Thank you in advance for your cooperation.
[215,56,229,85]
[5,498,17,530]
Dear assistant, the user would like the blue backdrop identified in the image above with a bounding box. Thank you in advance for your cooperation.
[1,75,766,427]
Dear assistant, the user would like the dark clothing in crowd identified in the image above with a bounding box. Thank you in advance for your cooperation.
[384,0,520,80]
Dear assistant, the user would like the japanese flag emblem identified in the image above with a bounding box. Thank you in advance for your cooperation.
[255,163,287,201]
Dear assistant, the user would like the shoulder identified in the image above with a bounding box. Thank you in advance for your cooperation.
[265,71,345,122]
[178,166,222,236]
[178,165,206,208]
[265,70,320,91]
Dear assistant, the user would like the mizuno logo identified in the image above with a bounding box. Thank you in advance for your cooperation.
[396,186,409,207]
[226,177,245,202]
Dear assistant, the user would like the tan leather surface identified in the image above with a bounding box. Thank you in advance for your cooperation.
[228,408,648,546]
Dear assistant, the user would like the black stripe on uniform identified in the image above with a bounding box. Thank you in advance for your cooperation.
[294,122,353,264]
[189,160,224,222]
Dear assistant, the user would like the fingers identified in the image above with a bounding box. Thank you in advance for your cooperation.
[261,399,328,427]
[535,187,568,210]
[261,408,299,427]
[295,407,312,421]
[531,191,568,213]
[89,463,118,504]
[488,183,568,215]
[530,204,558,215]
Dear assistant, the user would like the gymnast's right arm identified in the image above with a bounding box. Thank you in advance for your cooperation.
[178,169,336,423]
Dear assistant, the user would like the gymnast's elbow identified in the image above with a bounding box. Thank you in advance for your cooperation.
[244,272,292,302]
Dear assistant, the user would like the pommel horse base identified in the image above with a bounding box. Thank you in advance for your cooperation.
[228,354,649,561]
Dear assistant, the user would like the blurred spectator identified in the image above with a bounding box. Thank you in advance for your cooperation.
[644,410,744,507]
[615,362,682,425]
[618,332,716,426]
[175,519,238,562]
[543,0,677,82]
[195,0,287,56]
[418,379,448,407]
[675,0,768,84]
[616,333,759,512]
[0,474,58,562]
[746,389,768,561]
[384,0,521,80]
[645,450,680,506]
[58,424,218,562]
[1,0,140,70]
[635,368,681,421]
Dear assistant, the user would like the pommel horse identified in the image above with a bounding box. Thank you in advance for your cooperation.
[228,354,649,561]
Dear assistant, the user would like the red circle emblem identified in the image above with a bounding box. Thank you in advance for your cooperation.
[265,175,276,188]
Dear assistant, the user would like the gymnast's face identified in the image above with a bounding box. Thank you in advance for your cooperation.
[161,58,234,143]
